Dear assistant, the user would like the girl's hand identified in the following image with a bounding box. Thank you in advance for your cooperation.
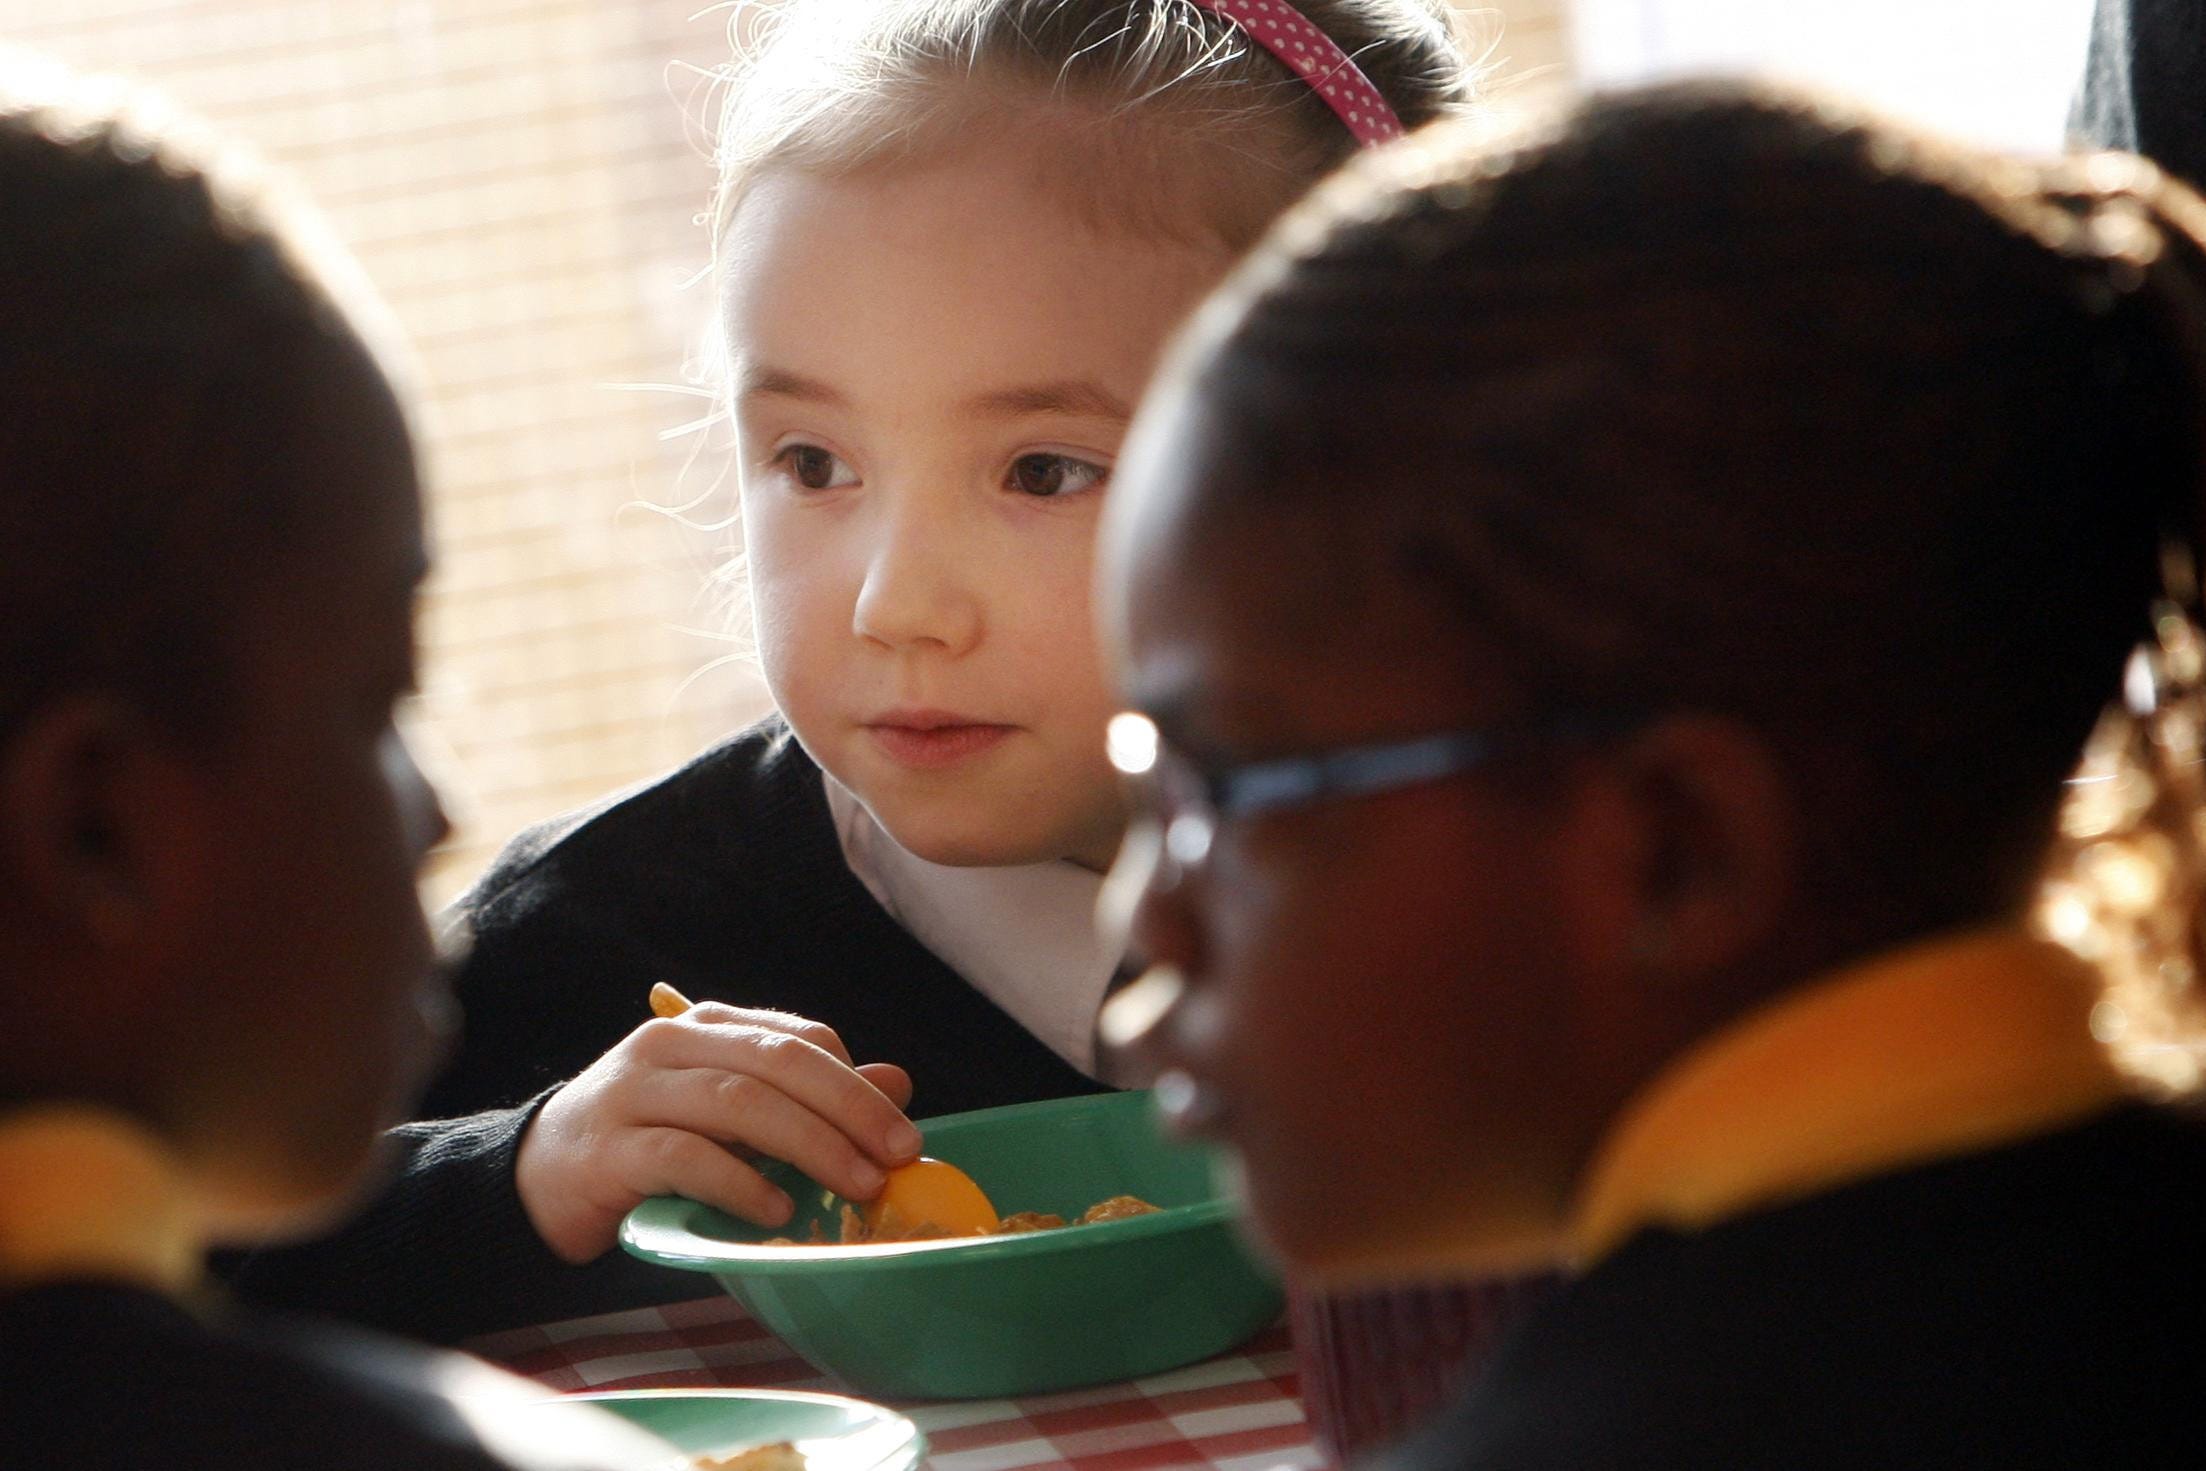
[515,1004,920,1264]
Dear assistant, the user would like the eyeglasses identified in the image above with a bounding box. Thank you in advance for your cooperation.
[1105,709,1629,871]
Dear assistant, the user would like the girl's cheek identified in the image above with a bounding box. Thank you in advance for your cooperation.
[742,501,815,610]
[747,579,811,681]
[1003,540,1106,649]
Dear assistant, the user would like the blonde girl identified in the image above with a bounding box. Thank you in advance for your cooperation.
[227,0,1477,1340]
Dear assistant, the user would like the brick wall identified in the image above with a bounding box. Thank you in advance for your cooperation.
[1,1,1576,901]
[2,1,762,901]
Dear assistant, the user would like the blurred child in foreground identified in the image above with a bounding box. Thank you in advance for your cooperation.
[0,56,661,1470]
[1100,83,2206,1466]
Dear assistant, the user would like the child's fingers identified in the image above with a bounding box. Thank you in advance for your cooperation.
[638,1019,919,1167]
[640,1067,899,1203]
[857,1061,914,1113]
[664,1001,859,1069]
[617,1125,794,1230]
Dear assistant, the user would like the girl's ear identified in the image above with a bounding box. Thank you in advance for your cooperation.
[1608,713,1799,984]
[0,693,178,956]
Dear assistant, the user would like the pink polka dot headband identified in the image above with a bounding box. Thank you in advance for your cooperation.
[1189,0,1407,146]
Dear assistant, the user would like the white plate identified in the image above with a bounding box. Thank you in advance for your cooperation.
[525,1388,925,1471]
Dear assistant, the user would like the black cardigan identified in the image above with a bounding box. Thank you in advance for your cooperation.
[224,719,1106,1342]
[0,1280,645,1469]
[1377,1103,2206,1469]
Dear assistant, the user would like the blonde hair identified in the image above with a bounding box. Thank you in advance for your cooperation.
[680,2,1477,655]
[709,0,1480,255]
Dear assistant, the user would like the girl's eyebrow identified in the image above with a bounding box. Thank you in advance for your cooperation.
[737,365,848,408]
[962,379,1131,423]
[735,368,1129,423]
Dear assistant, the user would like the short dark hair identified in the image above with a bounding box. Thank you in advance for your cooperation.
[0,65,397,746]
[1175,82,2206,931]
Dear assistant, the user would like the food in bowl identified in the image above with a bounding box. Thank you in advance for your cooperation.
[764,1157,1160,1244]
[1076,1194,1163,1224]
[989,1194,1164,1234]
[859,1157,997,1236]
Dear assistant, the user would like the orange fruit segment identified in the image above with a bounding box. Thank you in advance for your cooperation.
[859,1157,999,1238]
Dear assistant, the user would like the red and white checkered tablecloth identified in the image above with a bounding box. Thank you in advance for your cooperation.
[466,1293,1323,1471]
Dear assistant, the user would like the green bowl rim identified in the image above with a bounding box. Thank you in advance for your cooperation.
[558,1387,899,1408]
[620,1090,1240,1274]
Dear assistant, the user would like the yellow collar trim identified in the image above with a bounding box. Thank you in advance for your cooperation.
[1568,929,2130,1266]
[0,1105,202,1297]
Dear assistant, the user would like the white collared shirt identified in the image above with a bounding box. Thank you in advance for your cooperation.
[824,772,1120,1078]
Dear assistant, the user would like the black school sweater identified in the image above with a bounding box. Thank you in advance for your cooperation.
[0,1280,654,1470]
[224,718,1107,1342]
[1376,1103,2206,1470]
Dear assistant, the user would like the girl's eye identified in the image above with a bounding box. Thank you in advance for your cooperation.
[774,443,858,491]
[1007,452,1108,499]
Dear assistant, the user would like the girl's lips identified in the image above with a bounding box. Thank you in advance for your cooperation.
[866,721,1015,769]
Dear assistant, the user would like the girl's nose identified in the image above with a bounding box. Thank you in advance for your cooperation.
[851,502,983,656]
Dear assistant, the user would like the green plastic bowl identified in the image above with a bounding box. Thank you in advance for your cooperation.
[619,1090,1282,1400]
